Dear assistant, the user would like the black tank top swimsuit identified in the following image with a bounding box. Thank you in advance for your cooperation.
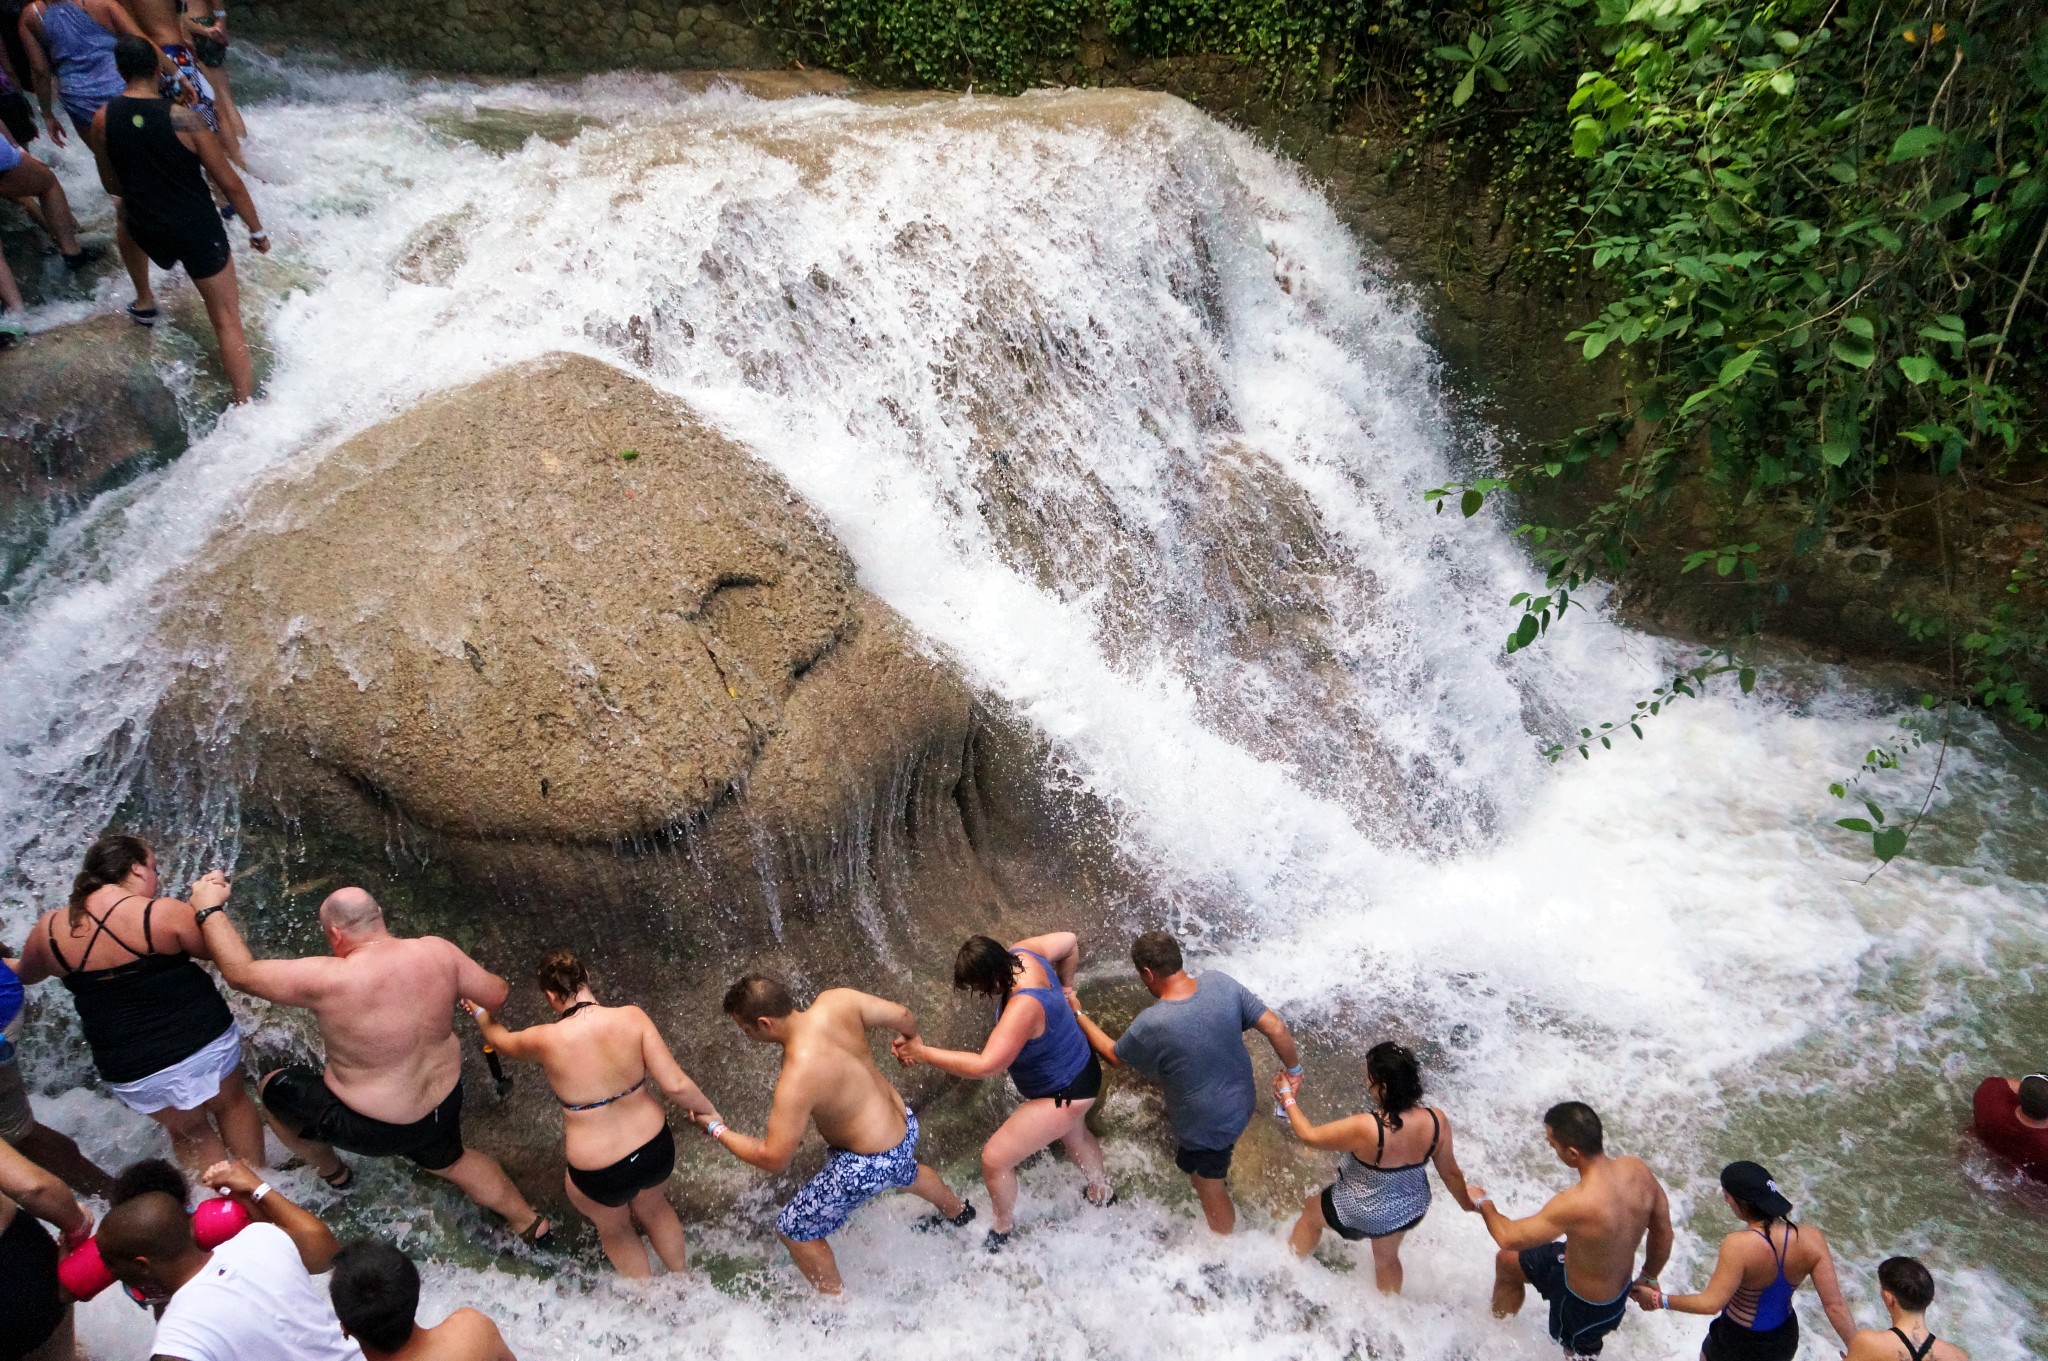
[49,896,233,1084]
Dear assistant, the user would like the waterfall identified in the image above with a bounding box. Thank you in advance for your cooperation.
[2,64,2040,1360]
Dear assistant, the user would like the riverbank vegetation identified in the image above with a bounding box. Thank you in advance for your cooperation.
[776,2,2048,764]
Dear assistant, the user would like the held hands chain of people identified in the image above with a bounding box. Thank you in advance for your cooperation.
[3,836,2028,1361]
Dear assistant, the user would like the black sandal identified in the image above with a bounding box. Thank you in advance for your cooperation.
[320,1162,355,1191]
[513,1214,554,1249]
[126,303,158,328]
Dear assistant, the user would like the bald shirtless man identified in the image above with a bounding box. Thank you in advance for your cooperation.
[1471,1101,1672,1357]
[705,975,973,1294]
[197,888,551,1246]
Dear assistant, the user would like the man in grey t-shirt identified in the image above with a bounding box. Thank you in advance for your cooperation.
[1074,931,1302,1234]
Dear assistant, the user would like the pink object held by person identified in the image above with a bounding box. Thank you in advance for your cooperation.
[57,1195,253,1298]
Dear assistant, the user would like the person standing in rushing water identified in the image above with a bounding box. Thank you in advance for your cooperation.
[330,1238,519,1360]
[1274,1041,1478,1293]
[1843,1257,1969,1361]
[1470,1101,1672,1357]
[708,975,974,1295]
[1070,930,1303,1234]
[14,835,267,1176]
[462,950,719,1278]
[1631,1161,1857,1360]
[198,887,553,1249]
[891,932,1115,1251]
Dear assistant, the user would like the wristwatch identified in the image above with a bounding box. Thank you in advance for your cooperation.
[195,906,225,925]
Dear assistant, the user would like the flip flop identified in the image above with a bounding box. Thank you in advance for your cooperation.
[61,244,104,272]
[126,303,158,328]
[320,1162,355,1191]
[513,1214,554,1249]
[914,1200,976,1232]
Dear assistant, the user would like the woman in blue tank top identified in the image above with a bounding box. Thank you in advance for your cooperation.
[1635,1161,1859,1361]
[892,931,1114,1252]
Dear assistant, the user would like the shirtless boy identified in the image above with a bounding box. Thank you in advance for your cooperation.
[706,975,973,1294]
[198,888,551,1246]
[1471,1101,1672,1357]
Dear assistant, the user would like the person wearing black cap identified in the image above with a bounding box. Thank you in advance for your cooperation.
[1631,1161,1856,1360]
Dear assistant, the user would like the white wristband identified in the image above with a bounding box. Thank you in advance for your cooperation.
[704,1120,726,1139]
[250,1182,272,1202]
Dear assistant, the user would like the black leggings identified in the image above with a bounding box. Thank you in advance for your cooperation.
[0,1210,65,1361]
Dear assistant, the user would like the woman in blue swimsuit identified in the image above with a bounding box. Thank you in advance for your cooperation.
[1635,1161,1858,1360]
[893,931,1114,1252]
[1277,1041,1478,1294]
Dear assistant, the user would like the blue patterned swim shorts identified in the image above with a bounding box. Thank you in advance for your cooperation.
[774,1109,921,1242]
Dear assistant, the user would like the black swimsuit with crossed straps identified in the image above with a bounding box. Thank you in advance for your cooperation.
[48,896,233,1084]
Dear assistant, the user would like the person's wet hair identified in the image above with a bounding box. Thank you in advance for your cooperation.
[534,948,588,1001]
[953,935,1023,997]
[112,33,158,82]
[68,833,152,929]
[112,1158,189,1208]
[1366,1042,1424,1128]
[1129,930,1182,978]
[98,1190,193,1261]
[722,973,795,1025]
[1544,1100,1605,1156]
[1878,1255,1936,1312]
[330,1238,420,1352]
[2019,1074,2048,1120]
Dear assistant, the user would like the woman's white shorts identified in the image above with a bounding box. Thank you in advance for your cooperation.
[107,1020,244,1114]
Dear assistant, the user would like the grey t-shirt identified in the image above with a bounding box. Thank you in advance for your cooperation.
[1113,971,1269,1152]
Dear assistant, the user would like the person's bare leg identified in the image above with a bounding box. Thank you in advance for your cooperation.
[1287,1193,1324,1257]
[1054,1104,1110,1201]
[1492,1246,1528,1317]
[780,1234,842,1295]
[204,59,245,141]
[204,1075,268,1168]
[902,1163,965,1219]
[256,1070,349,1181]
[564,1174,650,1278]
[979,1098,1079,1232]
[1369,1229,1407,1294]
[0,159,81,254]
[151,1102,228,1176]
[1191,1174,1235,1234]
[116,216,155,313]
[432,1147,541,1231]
[628,1184,687,1273]
[16,1124,113,1199]
[0,245,22,313]
[191,260,254,402]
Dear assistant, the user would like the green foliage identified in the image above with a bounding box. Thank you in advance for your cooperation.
[783,0,1090,92]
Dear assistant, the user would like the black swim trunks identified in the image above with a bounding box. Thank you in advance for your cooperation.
[261,1066,466,1171]
[0,1209,65,1361]
[1174,1141,1235,1180]
[1519,1241,1630,1356]
[126,210,232,282]
[567,1123,675,1208]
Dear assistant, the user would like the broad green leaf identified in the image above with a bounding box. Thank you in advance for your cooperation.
[1771,29,1801,51]
[1887,125,1947,162]
[1583,329,1613,360]
[1836,817,1874,833]
[1921,192,1971,221]
[1768,70,1795,96]
[1842,316,1874,339]
[1454,67,1477,107]
[1830,335,1876,368]
[1468,31,1487,59]
[1873,826,1908,862]
[1896,354,1938,383]
[1432,44,1473,62]
[1483,64,1509,93]
[1572,118,1606,158]
[1821,439,1854,466]
[1718,349,1762,385]
[1461,489,1485,517]
[1739,667,1757,693]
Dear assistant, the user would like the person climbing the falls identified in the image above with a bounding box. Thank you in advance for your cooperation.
[1630,1160,1858,1361]
[1469,1101,1672,1356]
[1068,929,1303,1235]
[330,1237,520,1360]
[890,931,1115,1252]
[1843,1257,1969,1361]
[12,834,267,1177]
[92,35,267,397]
[460,949,719,1278]
[1274,1040,1478,1293]
[707,974,974,1295]
[196,886,554,1250]
[1969,1072,2048,1182]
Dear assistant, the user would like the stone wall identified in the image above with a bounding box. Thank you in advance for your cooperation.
[240,0,776,74]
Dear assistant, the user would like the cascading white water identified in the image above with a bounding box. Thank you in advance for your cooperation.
[3,64,2042,1360]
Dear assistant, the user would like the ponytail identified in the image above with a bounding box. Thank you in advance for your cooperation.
[67,835,153,929]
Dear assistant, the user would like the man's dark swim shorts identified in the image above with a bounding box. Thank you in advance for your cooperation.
[261,1065,465,1171]
[1173,1142,1235,1180]
[1519,1241,1630,1356]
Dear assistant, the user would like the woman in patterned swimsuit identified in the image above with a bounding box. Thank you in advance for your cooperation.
[1276,1041,1478,1293]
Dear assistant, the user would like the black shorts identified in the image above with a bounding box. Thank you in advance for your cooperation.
[126,211,232,282]
[1174,1141,1235,1180]
[1021,1051,1104,1106]
[0,91,35,148]
[1703,1313,1799,1361]
[0,1210,66,1361]
[261,1066,466,1171]
[567,1123,676,1208]
[1519,1241,1630,1356]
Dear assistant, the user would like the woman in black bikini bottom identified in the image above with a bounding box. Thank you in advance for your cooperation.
[463,951,720,1278]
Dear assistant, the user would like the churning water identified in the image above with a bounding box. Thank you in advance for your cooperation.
[3,62,2043,1359]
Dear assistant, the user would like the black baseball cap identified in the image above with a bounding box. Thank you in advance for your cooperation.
[1721,1161,1793,1218]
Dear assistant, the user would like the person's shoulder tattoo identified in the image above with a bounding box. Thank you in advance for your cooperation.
[168,103,209,133]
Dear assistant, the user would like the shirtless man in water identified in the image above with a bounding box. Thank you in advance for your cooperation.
[705,975,974,1294]
[198,888,551,1245]
[1470,1101,1672,1357]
